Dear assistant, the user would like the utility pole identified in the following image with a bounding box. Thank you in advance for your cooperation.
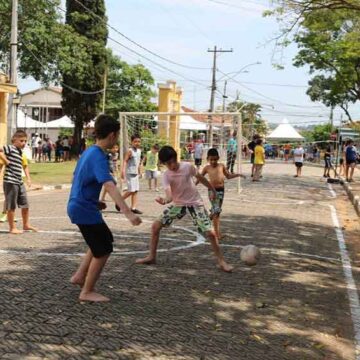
[329,106,334,130]
[7,0,18,141]
[102,66,107,113]
[221,80,228,150]
[207,46,233,147]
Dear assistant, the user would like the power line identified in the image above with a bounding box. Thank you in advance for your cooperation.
[67,0,211,71]
[206,0,266,11]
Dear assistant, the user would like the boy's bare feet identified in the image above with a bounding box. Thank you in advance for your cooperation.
[70,274,85,287]
[135,256,156,265]
[10,228,23,235]
[23,225,38,232]
[218,261,233,273]
[79,291,110,302]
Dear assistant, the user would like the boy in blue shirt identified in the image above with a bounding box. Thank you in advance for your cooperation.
[68,114,141,303]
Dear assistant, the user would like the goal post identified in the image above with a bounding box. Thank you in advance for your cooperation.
[118,111,243,193]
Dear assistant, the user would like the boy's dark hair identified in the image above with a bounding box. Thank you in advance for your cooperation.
[159,146,177,163]
[256,138,263,145]
[152,143,160,151]
[94,114,120,139]
[253,134,260,141]
[207,148,219,158]
[12,130,27,139]
[131,134,141,142]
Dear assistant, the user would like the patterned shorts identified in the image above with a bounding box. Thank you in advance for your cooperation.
[159,205,212,234]
[209,188,225,217]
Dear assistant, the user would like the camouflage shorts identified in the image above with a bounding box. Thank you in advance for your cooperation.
[209,188,225,217]
[159,205,213,234]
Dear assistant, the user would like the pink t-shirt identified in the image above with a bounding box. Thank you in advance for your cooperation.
[162,162,203,207]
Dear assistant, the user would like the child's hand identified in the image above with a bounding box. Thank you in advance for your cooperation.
[127,213,142,226]
[155,197,166,205]
[27,179,32,188]
[209,190,216,201]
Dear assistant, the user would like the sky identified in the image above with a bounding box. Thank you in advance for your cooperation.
[19,0,359,125]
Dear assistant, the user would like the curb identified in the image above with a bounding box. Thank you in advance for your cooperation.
[32,184,72,192]
[341,179,360,216]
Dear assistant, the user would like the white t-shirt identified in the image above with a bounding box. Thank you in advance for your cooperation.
[194,143,204,160]
[294,147,304,163]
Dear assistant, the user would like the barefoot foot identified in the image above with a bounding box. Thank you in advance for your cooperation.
[10,228,23,235]
[79,291,110,302]
[218,261,234,273]
[23,225,38,232]
[135,256,156,265]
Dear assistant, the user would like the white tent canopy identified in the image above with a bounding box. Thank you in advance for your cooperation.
[266,118,304,141]
[46,115,74,128]
[16,110,43,128]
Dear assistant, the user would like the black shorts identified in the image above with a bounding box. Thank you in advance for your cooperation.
[324,158,332,168]
[295,162,303,168]
[77,223,114,258]
[195,158,202,167]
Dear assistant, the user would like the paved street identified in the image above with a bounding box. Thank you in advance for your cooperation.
[0,162,359,359]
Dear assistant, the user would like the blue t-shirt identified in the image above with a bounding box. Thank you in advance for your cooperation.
[67,145,114,224]
[346,145,357,162]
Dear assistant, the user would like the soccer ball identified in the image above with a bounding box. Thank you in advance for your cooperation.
[240,245,261,266]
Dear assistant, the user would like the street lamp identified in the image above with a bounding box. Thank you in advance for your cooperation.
[219,61,262,82]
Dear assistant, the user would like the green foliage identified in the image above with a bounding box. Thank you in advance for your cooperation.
[61,0,108,144]
[105,51,156,119]
[141,129,167,154]
[227,100,267,138]
[59,127,73,138]
[308,123,333,143]
[292,9,360,120]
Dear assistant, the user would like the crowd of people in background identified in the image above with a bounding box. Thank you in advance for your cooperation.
[29,133,87,163]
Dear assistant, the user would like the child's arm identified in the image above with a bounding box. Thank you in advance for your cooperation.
[0,152,9,166]
[156,188,173,205]
[195,172,216,200]
[24,165,31,188]
[223,164,246,179]
[195,165,208,185]
[121,150,132,180]
[104,181,141,225]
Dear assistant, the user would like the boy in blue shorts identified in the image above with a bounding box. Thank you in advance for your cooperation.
[68,114,142,303]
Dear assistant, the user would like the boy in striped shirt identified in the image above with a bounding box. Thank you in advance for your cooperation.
[0,130,37,234]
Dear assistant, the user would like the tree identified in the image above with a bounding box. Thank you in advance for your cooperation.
[105,52,156,119]
[292,9,360,122]
[227,100,267,138]
[0,0,63,82]
[61,0,108,145]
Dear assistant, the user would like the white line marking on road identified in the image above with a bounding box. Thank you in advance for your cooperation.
[327,183,337,198]
[328,193,360,357]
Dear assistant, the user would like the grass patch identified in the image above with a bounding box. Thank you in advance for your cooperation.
[29,161,76,185]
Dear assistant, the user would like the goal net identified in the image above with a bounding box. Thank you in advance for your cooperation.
[119,112,244,193]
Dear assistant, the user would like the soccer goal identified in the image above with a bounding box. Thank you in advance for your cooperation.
[118,112,244,193]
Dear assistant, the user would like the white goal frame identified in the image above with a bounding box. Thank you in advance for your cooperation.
[119,111,243,193]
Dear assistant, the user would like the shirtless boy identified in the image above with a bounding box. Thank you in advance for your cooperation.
[199,148,245,240]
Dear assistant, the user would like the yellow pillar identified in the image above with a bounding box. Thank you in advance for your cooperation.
[158,80,182,156]
[0,72,17,147]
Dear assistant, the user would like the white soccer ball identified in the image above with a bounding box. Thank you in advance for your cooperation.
[240,245,261,266]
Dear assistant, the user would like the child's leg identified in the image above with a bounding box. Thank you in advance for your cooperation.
[136,220,162,264]
[206,230,233,272]
[22,208,38,232]
[131,192,138,210]
[71,249,93,286]
[154,178,158,190]
[350,165,355,180]
[8,210,22,234]
[213,215,221,240]
[148,179,152,190]
[79,254,110,302]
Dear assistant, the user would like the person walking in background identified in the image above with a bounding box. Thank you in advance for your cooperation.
[323,145,333,178]
[194,137,204,170]
[143,144,160,191]
[293,143,305,178]
[284,143,291,162]
[253,138,265,182]
[345,139,358,182]
[63,136,70,161]
[248,134,260,177]
[55,136,63,162]
[226,131,238,174]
